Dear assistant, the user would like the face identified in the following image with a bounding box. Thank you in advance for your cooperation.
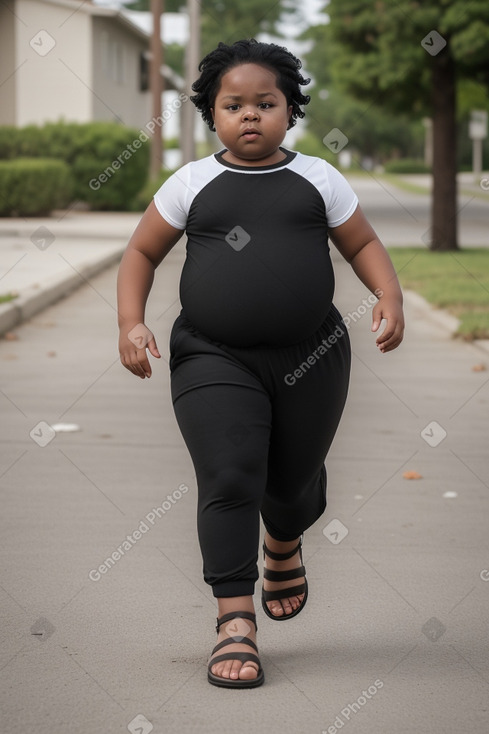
[211,63,293,167]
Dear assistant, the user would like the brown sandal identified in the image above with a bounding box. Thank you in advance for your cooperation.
[207,611,264,688]
[261,535,308,620]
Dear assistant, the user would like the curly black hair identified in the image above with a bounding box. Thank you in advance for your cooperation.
[190,39,311,132]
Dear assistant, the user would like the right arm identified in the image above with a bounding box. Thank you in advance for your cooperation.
[117,201,184,378]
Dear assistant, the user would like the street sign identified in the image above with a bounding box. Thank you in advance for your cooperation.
[469,110,487,141]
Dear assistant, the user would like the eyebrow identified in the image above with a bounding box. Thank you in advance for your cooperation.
[221,92,278,101]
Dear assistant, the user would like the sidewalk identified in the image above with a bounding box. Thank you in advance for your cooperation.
[1,214,488,733]
[1,171,489,733]
[0,210,140,335]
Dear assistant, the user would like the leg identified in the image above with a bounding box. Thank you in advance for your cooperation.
[172,383,271,683]
[261,309,351,616]
[172,384,272,597]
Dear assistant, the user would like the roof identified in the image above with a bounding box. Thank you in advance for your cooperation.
[36,0,154,42]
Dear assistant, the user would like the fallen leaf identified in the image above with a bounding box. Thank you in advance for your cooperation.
[472,363,486,372]
[46,351,57,357]
[3,331,19,341]
[403,470,422,480]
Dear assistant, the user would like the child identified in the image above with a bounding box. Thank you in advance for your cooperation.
[117,39,404,689]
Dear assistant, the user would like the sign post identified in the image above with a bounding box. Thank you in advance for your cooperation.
[469,110,487,180]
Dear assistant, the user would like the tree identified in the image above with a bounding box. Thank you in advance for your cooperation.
[197,0,301,56]
[124,0,300,56]
[322,0,489,251]
[300,23,424,165]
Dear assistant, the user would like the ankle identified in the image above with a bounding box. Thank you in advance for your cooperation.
[264,532,301,554]
[217,595,255,620]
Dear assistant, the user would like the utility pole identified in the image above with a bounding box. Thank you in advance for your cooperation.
[150,0,164,178]
[181,0,200,164]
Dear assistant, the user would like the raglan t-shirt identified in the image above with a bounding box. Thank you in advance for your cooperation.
[153,147,358,347]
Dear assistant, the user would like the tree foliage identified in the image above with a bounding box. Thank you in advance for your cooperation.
[322,0,489,250]
[300,22,423,163]
[325,0,489,113]
[197,0,301,55]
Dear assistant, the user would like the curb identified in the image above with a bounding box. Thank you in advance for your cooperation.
[0,247,124,337]
[403,289,460,333]
[403,289,489,357]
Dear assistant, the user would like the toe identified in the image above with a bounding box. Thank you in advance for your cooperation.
[267,600,284,617]
[239,663,258,680]
[282,599,293,614]
[229,660,242,680]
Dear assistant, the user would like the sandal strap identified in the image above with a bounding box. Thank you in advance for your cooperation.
[262,582,307,602]
[215,610,257,633]
[263,539,301,561]
[208,651,261,670]
[263,565,305,583]
[211,636,258,656]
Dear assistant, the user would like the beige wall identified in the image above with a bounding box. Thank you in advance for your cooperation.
[0,1,17,125]
[0,0,153,128]
[14,0,92,125]
[92,17,151,129]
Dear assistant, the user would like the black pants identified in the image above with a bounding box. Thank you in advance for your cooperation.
[169,305,351,598]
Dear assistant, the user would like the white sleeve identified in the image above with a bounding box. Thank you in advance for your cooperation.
[153,164,192,230]
[322,161,359,228]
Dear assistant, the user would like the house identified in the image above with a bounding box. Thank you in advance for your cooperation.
[0,0,184,130]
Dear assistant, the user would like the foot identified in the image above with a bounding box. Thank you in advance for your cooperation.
[209,604,261,683]
[263,533,306,618]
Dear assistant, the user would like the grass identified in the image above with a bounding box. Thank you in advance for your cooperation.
[0,292,17,304]
[386,247,489,340]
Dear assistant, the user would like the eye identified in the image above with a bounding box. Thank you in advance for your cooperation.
[258,102,274,109]
[227,104,240,111]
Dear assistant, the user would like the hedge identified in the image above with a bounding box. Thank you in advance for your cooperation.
[383,159,431,174]
[0,122,150,210]
[130,168,176,211]
[0,158,73,216]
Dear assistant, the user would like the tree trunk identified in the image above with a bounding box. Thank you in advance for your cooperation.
[430,49,458,251]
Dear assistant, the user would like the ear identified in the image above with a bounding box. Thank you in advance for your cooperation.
[286,104,293,130]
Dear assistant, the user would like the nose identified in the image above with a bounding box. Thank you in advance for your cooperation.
[242,108,260,121]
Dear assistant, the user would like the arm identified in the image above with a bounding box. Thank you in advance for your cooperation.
[117,201,184,378]
[329,205,404,353]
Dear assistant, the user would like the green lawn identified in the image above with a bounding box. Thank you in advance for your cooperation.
[386,247,489,340]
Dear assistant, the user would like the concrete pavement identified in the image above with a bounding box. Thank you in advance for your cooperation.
[0,210,141,335]
[1,175,489,733]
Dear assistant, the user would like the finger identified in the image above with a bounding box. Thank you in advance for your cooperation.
[121,350,148,378]
[134,348,152,378]
[371,305,384,333]
[377,325,404,352]
[147,337,161,359]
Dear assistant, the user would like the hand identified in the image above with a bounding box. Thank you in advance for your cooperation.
[371,297,404,353]
[119,323,161,378]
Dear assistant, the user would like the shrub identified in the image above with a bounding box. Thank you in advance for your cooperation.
[383,159,431,174]
[0,158,73,216]
[0,121,151,210]
[130,168,176,211]
[294,132,338,165]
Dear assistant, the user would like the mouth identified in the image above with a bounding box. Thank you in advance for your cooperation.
[241,129,261,139]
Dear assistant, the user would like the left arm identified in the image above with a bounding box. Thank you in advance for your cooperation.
[329,205,404,353]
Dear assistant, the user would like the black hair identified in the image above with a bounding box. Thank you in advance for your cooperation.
[190,39,311,131]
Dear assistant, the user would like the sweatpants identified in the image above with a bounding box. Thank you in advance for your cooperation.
[168,304,351,598]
